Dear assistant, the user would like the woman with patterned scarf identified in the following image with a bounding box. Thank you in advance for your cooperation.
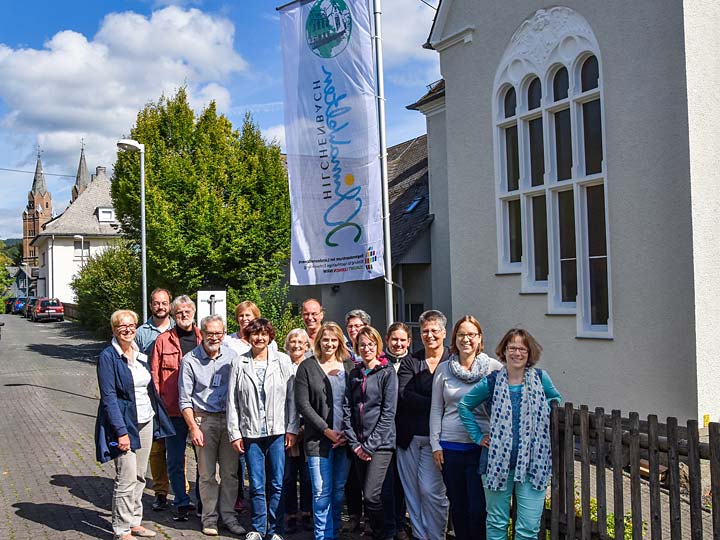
[429,315,502,540]
[457,328,561,540]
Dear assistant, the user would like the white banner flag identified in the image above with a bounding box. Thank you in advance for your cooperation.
[280,0,384,286]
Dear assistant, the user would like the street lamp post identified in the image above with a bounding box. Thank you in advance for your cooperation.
[73,234,85,268]
[116,139,148,321]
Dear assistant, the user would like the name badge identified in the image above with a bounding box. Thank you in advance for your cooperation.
[211,374,222,387]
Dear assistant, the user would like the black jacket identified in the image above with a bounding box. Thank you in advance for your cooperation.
[294,355,355,457]
[395,347,449,449]
[343,361,398,455]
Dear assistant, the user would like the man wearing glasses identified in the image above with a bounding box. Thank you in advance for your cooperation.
[150,295,202,521]
[301,298,325,344]
[179,315,245,537]
[135,287,175,511]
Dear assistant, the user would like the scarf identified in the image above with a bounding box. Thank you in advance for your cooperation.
[485,367,552,491]
[448,352,492,384]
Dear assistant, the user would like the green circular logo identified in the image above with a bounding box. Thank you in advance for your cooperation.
[306,0,353,58]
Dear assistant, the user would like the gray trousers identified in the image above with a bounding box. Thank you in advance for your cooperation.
[112,420,153,537]
[195,412,239,528]
[397,435,449,540]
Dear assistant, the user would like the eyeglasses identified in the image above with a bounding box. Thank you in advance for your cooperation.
[204,332,224,338]
[175,309,193,317]
[358,342,377,349]
[151,301,169,307]
[506,346,529,354]
[115,324,136,332]
[347,324,365,330]
[457,332,480,341]
[421,328,444,336]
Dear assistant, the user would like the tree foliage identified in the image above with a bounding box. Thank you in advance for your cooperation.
[0,240,14,297]
[70,242,142,338]
[111,88,291,307]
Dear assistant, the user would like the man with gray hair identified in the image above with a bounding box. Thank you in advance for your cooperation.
[150,295,201,521]
[179,315,245,537]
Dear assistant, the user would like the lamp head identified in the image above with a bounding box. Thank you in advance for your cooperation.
[116,139,144,152]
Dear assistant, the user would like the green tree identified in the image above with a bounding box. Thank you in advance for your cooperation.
[112,88,291,303]
[70,241,142,338]
[0,240,13,297]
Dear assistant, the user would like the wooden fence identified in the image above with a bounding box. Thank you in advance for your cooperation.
[535,403,720,540]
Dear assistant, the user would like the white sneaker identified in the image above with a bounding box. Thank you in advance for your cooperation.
[245,532,263,540]
[270,535,284,540]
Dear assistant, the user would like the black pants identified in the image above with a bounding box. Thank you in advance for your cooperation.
[345,458,363,517]
[355,450,394,540]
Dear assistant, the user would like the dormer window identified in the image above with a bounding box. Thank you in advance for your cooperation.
[97,207,116,223]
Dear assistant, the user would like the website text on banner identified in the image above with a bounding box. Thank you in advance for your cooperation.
[280,0,385,286]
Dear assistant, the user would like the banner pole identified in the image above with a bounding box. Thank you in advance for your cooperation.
[372,0,394,326]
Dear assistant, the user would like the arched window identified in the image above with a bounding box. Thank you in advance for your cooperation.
[493,7,611,337]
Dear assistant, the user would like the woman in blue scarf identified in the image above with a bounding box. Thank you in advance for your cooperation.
[457,328,561,540]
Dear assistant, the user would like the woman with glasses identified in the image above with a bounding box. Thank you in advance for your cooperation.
[457,329,561,540]
[227,318,299,540]
[429,316,502,540]
[396,309,450,540]
[294,322,355,540]
[95,310,175,540]
[343,326,398,540]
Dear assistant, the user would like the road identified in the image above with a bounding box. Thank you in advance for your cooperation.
[0,313,311,540]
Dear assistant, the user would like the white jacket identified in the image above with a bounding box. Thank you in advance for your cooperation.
[227,349,299,441]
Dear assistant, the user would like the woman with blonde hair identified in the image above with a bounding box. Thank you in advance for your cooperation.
[95,310,174,540]
[295,322,355,540]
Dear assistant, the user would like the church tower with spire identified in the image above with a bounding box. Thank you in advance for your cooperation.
[71,142,90,202]
[22,148,53,266]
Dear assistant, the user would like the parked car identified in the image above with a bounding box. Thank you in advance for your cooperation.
[23,297,39,318]
[4,297,16,314]
[12,297,27,314]
[32,298,64,322]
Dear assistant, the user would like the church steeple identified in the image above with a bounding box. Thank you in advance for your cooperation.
[72,142,90,203]
[22,145,53,266]
[30,147,48,197]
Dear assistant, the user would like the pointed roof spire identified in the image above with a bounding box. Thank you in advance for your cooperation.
[76,141,90,190]
[31,145,48,196]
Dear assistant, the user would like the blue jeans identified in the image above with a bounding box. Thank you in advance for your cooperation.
[442,447,486,540]
[166,416,190,508]
[483,470,546,540]
[307,447,351,540]
[245,435,286,536]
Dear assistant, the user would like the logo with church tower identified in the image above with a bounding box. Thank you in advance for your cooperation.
[305,0,352,59]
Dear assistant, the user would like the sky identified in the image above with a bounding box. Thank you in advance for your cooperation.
[0,0,440,239]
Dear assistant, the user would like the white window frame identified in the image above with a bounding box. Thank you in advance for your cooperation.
[492,6,613,338]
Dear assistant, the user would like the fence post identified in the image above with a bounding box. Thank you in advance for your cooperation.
[647,414,662,540]
[611,410,624,540]
[687,419,703,540]
[666,416,682,540]
[595,407,607,540]
[551,401,560,540]
[580,406,591,540]
[565,403,576,540]
[709,422,720,540]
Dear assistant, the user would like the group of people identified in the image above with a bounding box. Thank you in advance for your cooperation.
[94,291,562,540]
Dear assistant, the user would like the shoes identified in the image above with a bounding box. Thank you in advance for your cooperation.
[246,532,263,540]
[173,505,190,522]
[130,526,157,538]
[151,494,168,511]
[269,535,284,540]
[187,501,196,511]
[301,514,313,532]
[285,516,298,534]
[202,526,219,536]
[396,530,411,540]
[225,522,247,536]
[234,496,250,512]
[342,515,361,533]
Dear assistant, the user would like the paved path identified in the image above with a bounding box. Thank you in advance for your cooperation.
[0,314,316,540]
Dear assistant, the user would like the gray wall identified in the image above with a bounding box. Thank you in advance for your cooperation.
[432,0,706,420]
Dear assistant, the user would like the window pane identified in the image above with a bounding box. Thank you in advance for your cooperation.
[504,87,517,118]
[532,195,548,281]
[586,184,606,257]
[529,118,544,186]
[553,67,569,101]
[589,258,609,325]
[558,190,577,302]
[508,199,522,263]
[505,125,519,191]
[528,78,541,110]
[581,55,599,92]
[554,109,572,180]
[583,99,603,175]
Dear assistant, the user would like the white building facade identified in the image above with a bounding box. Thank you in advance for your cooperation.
[415,1,720,421]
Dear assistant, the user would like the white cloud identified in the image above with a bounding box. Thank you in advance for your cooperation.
[262,124,286,151]
[380,0,439,68]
